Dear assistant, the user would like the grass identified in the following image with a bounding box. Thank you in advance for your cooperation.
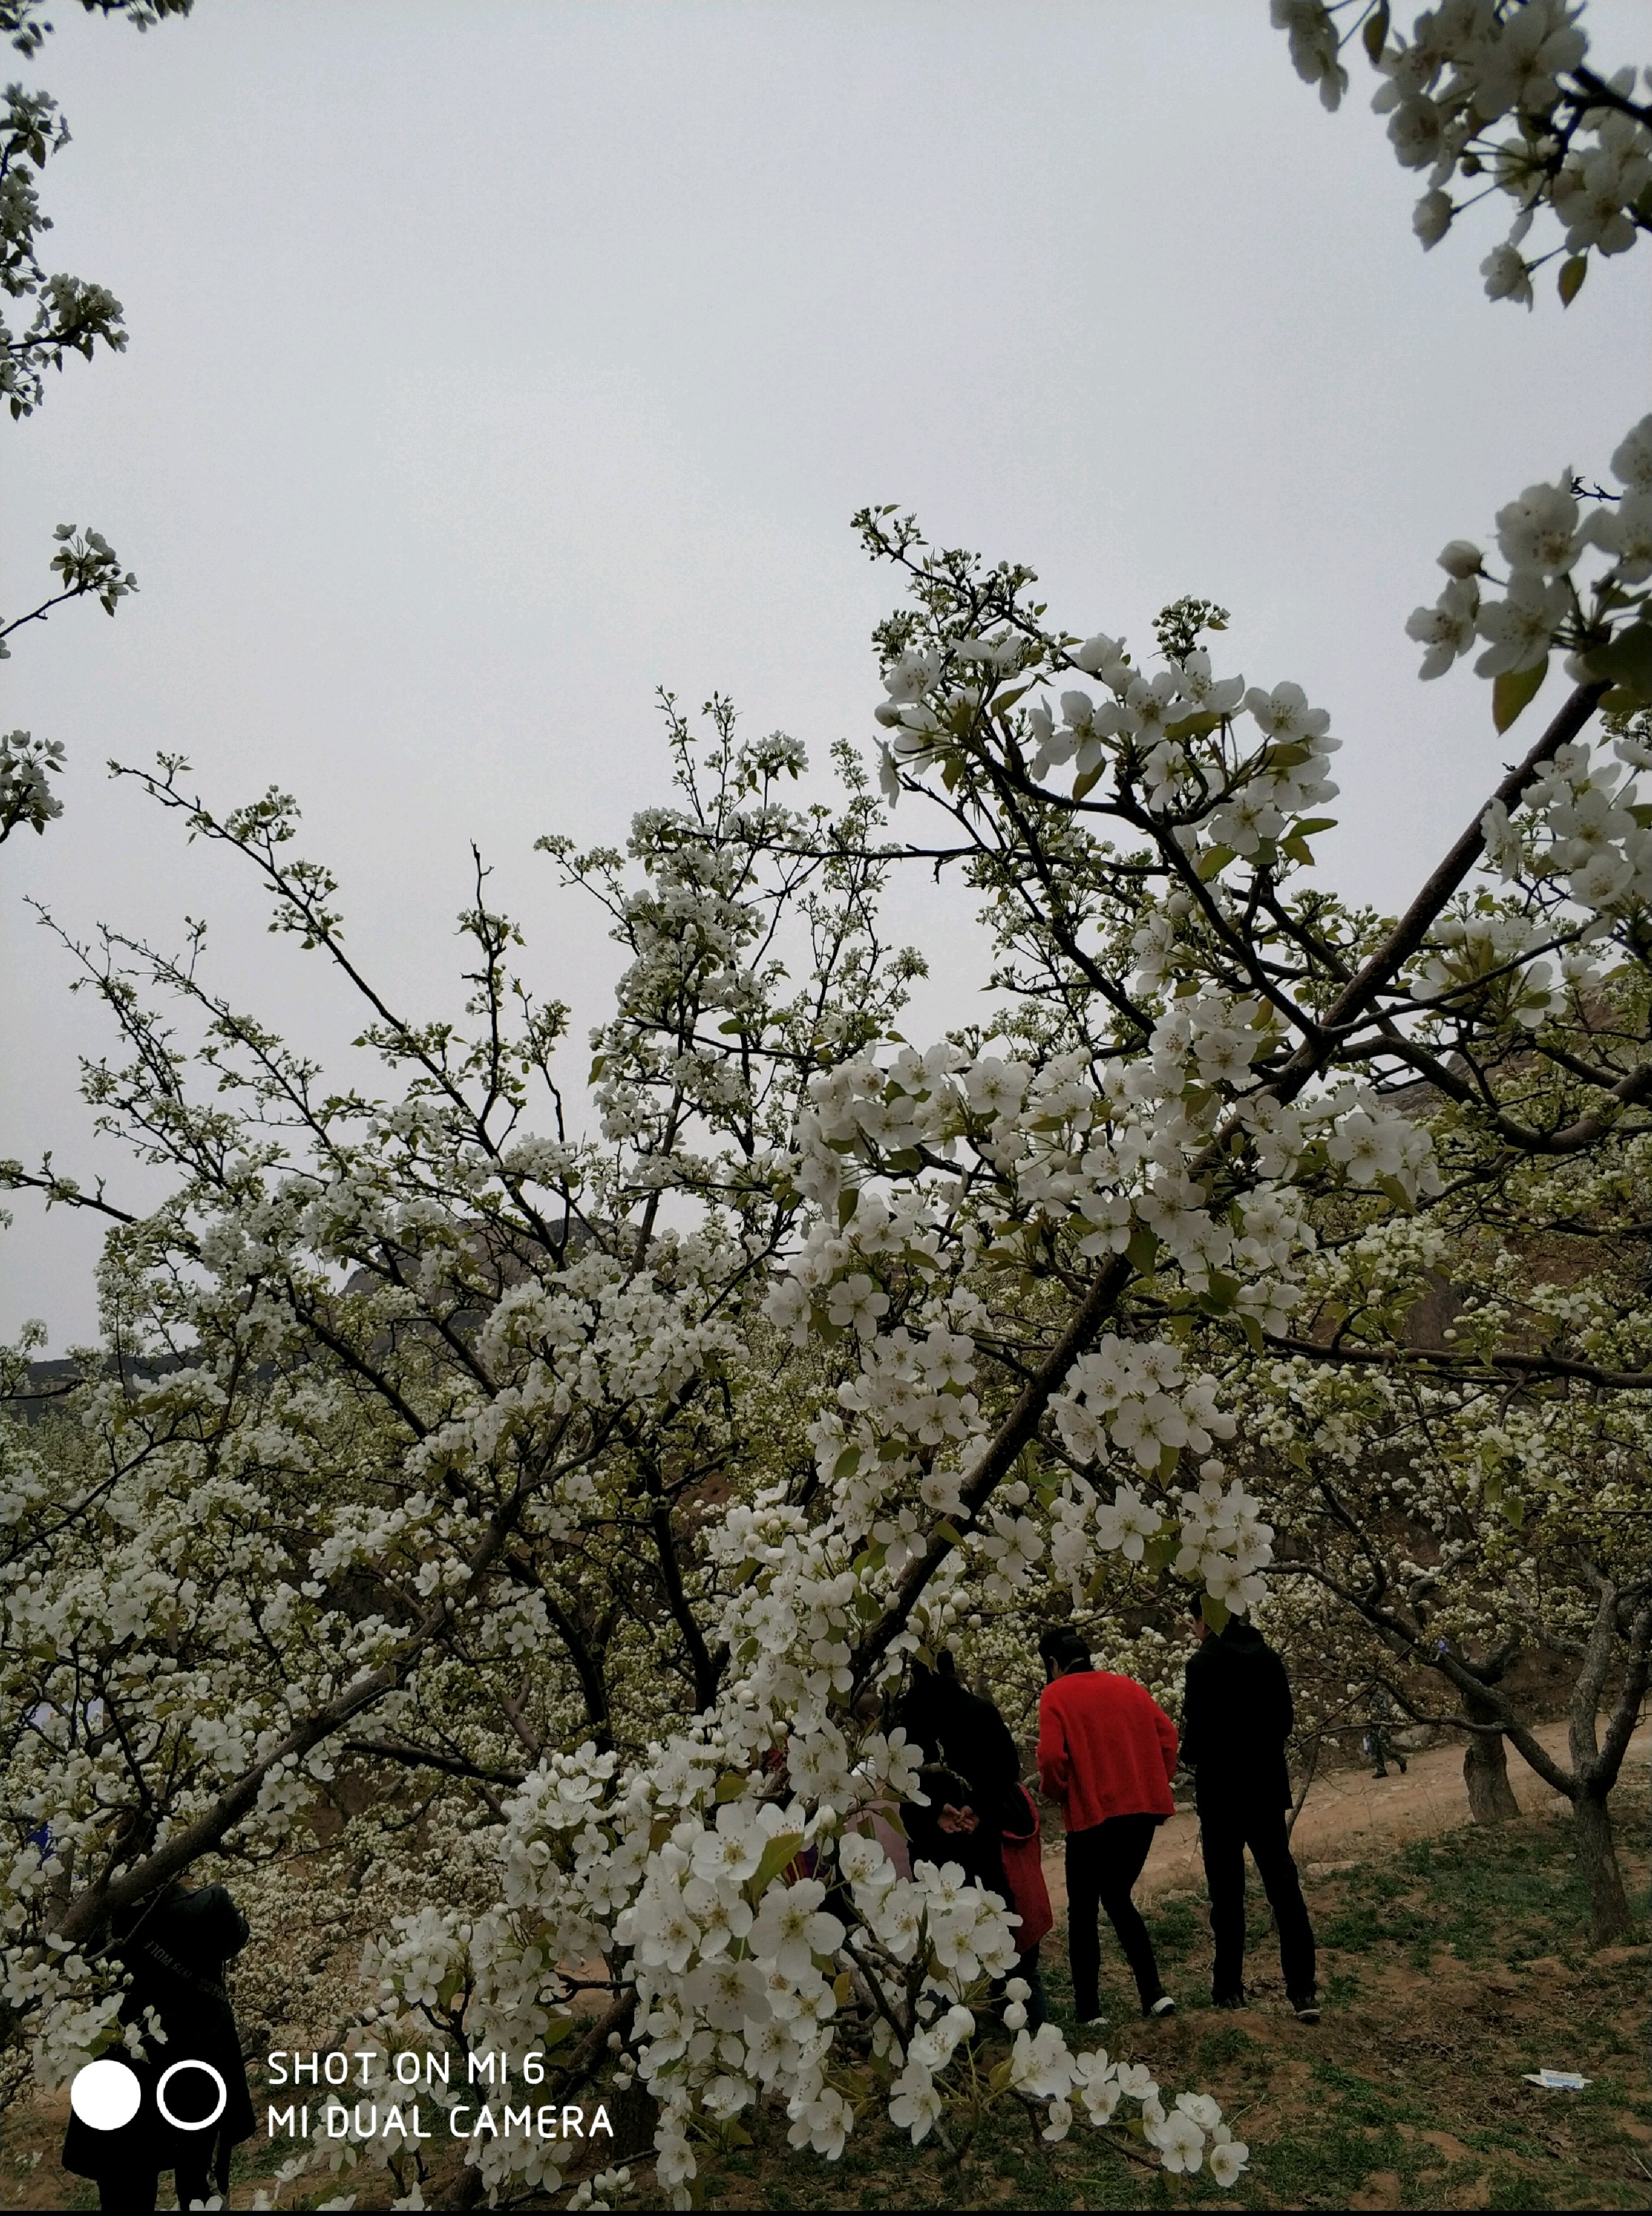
[692,1784,1651,2215]
[3,1786,1648,2210]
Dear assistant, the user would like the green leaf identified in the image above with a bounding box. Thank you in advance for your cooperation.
[837,1187,860,1230]
[1292,817,1338,836]
[1492,656,1548,734]
[886,1148,923,1174]
[1282,834,1315,867]
[714,1770,748,1803]
[1238,1313,1264,1353]
[748,1831,806,1898]
[1125,1227,1160,1275]
[1163,711,1220,742]
[935,1519,963,1546]
[1201,1592,1231,1633]
[717,1018,745,1036]
[833,1445,862,1483]
[1153,1448,1181,1488]
[1197,843,1235,882]
[1378,1173,1416,1215]
[587,1056,607,1083]
[1558,255,1587,306]
[993,683,1034,718]
[1072,764,1105,801]
[1363,0,1390,63]
[1583,622,1652,707]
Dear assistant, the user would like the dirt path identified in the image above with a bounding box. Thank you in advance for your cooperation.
[1040,1714,1652,1912]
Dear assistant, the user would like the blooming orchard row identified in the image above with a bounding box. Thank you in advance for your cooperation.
[3,4,1650,2203]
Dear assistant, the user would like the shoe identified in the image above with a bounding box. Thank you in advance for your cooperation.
[1290,1996,1321,2024]
[1075,2013,1108,2030]
[1212,1991,1246,2010]
[1147,1995,1177,2018]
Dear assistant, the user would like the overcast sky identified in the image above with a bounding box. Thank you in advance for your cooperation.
[4,0,1647,1350]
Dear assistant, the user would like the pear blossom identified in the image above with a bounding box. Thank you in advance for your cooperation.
[1475,570,1570,676]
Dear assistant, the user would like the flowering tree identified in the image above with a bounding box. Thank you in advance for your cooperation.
[1228,1079,1652,1932]
[2,1,1649,2203]
[1,0,173,842]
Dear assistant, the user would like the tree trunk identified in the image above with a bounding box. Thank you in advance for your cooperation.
[1462,1686,1520,1823]
[1572,1787,1634,1946]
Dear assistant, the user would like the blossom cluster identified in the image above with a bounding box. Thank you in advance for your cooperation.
[1406,415,1652,699]
[362,1715,1248,2203]
[1273,1,1651,308]
[0,729,64,841]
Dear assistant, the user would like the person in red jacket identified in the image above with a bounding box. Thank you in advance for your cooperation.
[1037,1626,1178,2024]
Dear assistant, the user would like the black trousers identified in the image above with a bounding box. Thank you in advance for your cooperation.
[98,2168,212,2213]
[1064,1813,1164,2016]
[1198,1793,1316,2002]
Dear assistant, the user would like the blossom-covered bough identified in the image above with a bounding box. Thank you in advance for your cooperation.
[1,2,1648,2203]
[1275,0,1652,309]
[1,1,179,844]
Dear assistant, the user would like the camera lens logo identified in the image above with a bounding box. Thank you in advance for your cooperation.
[70,2055,226,2132]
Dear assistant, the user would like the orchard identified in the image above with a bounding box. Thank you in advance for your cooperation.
[2,2,1649,2209]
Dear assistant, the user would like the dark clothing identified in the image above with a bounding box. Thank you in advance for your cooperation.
[1180,1619,1294,1808]
[63,1882,256,2195]
[905,1764,1011,1902]
[1064,1813,1165,2016]
[1182,1621,1317,2003]
[100,2166,212,2212]
[1199,1798,1317,2004]
[898,1668,1023,1837]
[900,1664,1026,1912]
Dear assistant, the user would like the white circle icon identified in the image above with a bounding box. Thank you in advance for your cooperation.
[69,2057,141,2131]
[156,2058,227,2132]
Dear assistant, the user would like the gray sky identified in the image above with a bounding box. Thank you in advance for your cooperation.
[4,0,1647,1349]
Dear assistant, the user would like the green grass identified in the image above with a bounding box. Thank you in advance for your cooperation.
[692,1789,1651,2214]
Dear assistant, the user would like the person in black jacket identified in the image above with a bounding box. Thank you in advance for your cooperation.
[896,1652,1023,1848]
[897,1654,1048,2027]
[63,1865,257,2212]
[1181,1603,1318,2022]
